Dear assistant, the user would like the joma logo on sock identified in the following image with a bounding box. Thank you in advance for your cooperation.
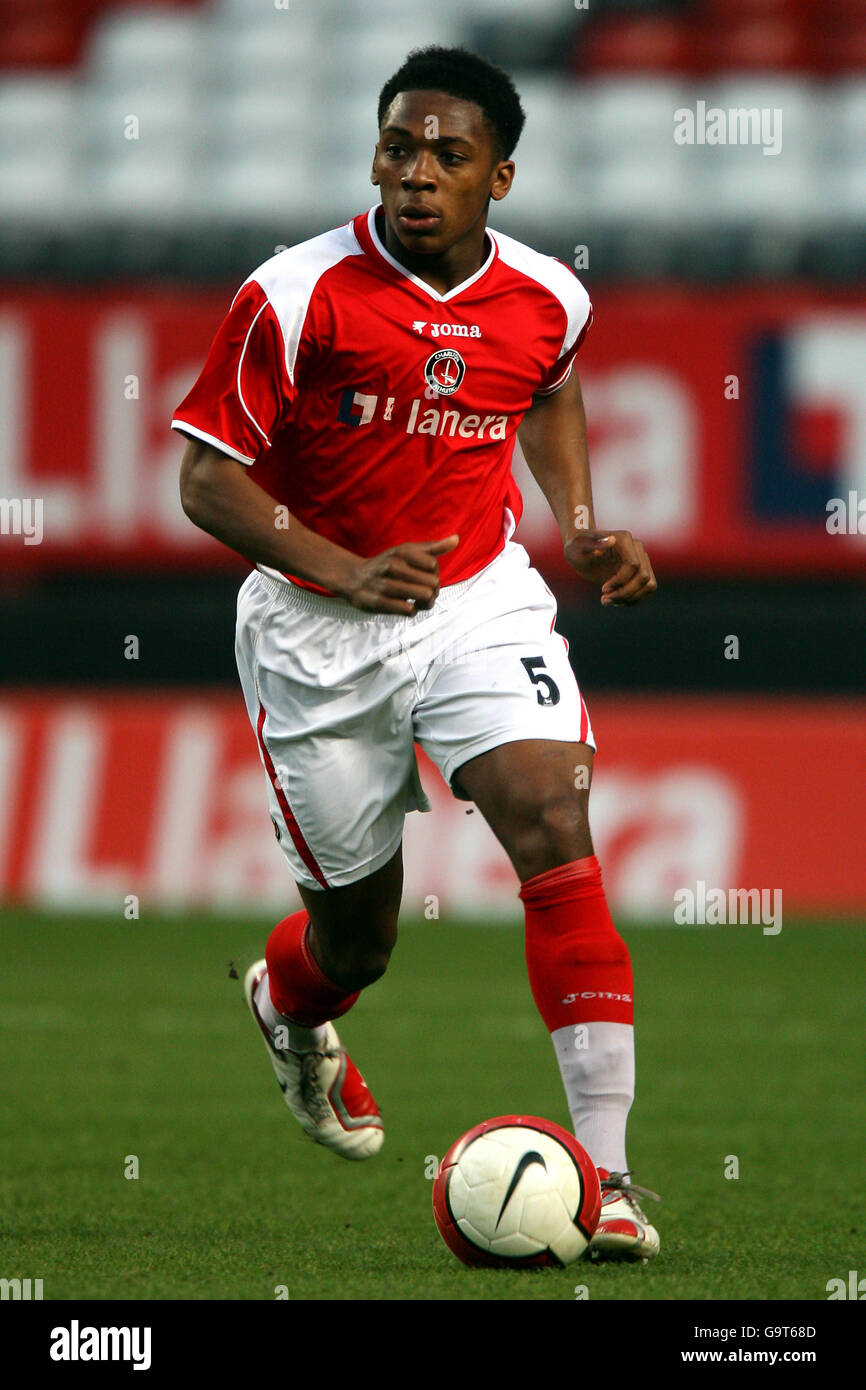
[560,991,633,1004]
[49,1321,152,1371]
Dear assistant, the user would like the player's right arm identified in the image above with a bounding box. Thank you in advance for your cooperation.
[179,436,457,615]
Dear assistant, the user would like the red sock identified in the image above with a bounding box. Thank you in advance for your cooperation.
[519,856,633,1029]
[265,909,359,1027]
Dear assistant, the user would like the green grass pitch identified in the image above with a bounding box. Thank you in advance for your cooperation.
[0,909,862,1301]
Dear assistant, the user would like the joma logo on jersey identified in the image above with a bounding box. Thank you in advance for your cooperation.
[412,320,482,339]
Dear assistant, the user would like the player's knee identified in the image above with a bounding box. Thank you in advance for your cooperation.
[312,917,396,991]
[510,790,592,879]
[329,944,392,991]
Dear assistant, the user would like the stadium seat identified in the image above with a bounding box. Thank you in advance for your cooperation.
[708,16,813,73]
[214,0,325,14]
[581,78,693,160]
[820,21,866,75]
[0,148,83,220]
[827,161,866,221]
[502,150,585,220]
[556,88,598,160]
[195,149,324,224]
[206,16,326,90]
[83,7,207,88]
[0,76,81,158]
[575,16,699,77]
[451,0,564,17]
[702,0,812,18]
[83,86,203,159]
[510,74,588,153]
[327,22,461,96]
[694,154,819,226]
[207,88,314,160]
[686,78,818,227]
[829,79,866,157]
[320,89,385,170]
[88,149,197,220]
[0,0,103,69]
[699,78,820,156]
[587,157,700,223]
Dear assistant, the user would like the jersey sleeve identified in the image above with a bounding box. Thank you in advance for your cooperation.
[535,271,593,397]
[171,280,294,464]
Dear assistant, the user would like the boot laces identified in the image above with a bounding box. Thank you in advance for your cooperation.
[298,1046,341,1120]
[601,1170,661,1216]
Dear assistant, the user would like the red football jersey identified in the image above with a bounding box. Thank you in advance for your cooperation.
[172,205,592,589]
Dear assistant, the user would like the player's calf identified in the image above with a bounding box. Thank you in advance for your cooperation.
[264,910,362,1023]
[295,848,403,993]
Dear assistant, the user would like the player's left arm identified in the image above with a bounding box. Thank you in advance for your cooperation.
[517,369,657,607]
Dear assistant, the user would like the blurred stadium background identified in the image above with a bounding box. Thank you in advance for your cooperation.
[1,0,864,924]
[2,0,866,1311]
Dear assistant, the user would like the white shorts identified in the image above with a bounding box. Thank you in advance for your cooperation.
[235,540,595,891]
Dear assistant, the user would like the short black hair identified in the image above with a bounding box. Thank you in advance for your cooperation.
[377,45,525,161]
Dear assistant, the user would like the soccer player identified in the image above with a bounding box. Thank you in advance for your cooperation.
[173,46,660,1261]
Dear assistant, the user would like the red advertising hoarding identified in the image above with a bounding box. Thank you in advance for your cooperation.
[0,284,864,577]
[1,691,862,918]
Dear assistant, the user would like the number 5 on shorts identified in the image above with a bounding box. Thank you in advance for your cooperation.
[520,655,561,707]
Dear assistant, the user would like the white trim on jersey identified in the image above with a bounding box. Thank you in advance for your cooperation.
[170,419,256,466]
[245,222,364,386]
[487,227,592,360]
[236,299,274,447]
[366,205,497,304]
[534,358,577,396]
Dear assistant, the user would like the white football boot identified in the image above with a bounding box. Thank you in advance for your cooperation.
[588,1169,661,1261]
[244,960,384,1160]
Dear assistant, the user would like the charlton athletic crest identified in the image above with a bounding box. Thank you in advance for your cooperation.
[424,348,466,396]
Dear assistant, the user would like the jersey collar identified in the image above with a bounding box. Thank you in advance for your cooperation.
[359,205,498,303]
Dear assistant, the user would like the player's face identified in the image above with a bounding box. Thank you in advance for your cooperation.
[371,90,514,257]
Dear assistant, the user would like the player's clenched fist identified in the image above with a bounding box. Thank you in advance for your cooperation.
[343,534,460,615]
[564,529,657,607]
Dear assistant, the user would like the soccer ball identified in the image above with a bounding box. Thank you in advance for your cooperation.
[432,1115,601,1268]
